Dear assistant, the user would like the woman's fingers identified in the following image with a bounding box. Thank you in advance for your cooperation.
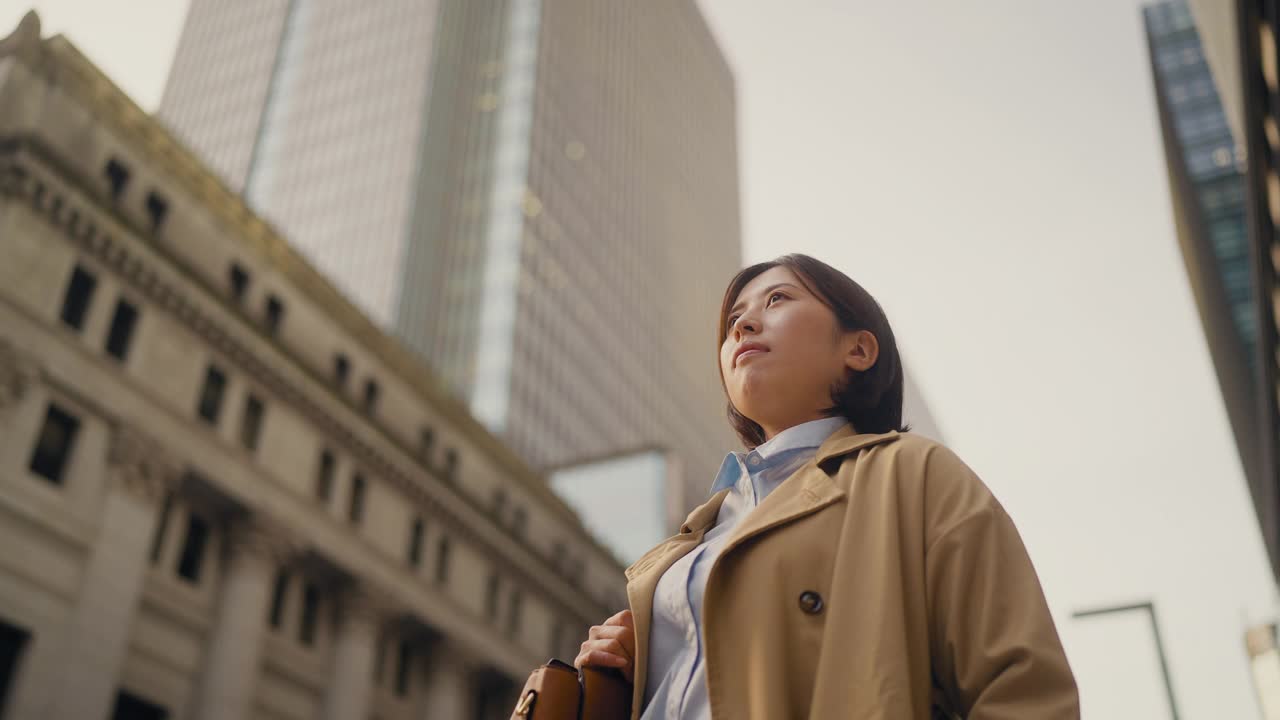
[573,612,638,683]
[574,634,635,683]
[604,609,634,629]
[575,646,629,668]
[588,622,635,657]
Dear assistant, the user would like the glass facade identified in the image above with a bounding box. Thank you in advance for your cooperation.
[161,0,441,327]
[1145,0,1258,380]
[161,0,744,522]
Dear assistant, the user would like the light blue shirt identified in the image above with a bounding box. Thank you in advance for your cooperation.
[639,416,847,720]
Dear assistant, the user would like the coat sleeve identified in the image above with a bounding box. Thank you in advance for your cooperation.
[922,446,1080,720]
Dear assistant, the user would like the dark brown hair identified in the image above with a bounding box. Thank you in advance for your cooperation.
[717,254,908,448]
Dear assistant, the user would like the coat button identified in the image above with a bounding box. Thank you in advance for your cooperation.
[798,590,824,614]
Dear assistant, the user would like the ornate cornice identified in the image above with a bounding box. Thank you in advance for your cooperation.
[107,424,179,504]
[0,337,40,412]
[0,141,618,625]
[0,12,42,68]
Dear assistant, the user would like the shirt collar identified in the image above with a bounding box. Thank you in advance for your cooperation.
[710,416,848,494]
[754,416,848,461]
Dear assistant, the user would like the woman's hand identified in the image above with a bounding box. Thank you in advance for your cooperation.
[574,609,636,684]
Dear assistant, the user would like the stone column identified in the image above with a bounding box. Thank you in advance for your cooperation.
[190,520,297,720]
[0,337,38,413]
[419,646,474,720]
[45,425,176,720]
[320,587,386,720]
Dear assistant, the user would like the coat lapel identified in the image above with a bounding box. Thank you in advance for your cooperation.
[625,489,730,713]
[713,461,845,565]
[715,428,901,571]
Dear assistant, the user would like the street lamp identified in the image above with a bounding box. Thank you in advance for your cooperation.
[1072,600,1181,720]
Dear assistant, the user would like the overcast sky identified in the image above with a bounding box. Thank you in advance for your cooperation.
[2,0,1274,716]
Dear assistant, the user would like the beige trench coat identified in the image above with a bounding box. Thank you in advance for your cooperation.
[624,427,1079,719]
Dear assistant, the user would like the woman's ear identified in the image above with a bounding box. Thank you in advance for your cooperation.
[845,330,879,372]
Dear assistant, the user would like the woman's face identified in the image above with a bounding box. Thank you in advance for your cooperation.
[719,266,877,440]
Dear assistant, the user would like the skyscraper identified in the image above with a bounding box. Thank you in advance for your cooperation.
[160,0,744,520]
[159,1,442,329]
[1144,0,1265,539]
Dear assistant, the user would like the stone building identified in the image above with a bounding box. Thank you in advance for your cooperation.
[0,13,624,720]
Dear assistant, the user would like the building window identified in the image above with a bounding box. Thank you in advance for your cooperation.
[228,263,249,303]
[0,621,31,717]
[507,590,523,637]
[60,264,97,330]
[316,449,335,502]
[149,491,173,564]
[299,582,320,646]
[144,191,168,232]
[333,354,350,388]
[348,473,366,524]
[442,448,458,483]
[104,299,139,361]
[362,379,379,414]
[485,573,500,619]
[407,517,425,568]
[196,365,227,424]
[28,403,81,484]
[176,514,210,583]
[435,536,451,584]
[418,426,434,459]
[110,690,168,720]
[240,393,265,451]
[394,640,413,697]
[104,157,130,201]
[264,295,284,335]
[268,571,289,629]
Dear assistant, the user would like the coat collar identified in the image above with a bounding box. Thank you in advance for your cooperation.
[815,425,901,468]
[674,426,902,537]
[679,489,730,534]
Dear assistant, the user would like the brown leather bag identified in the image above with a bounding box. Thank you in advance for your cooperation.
[510,659,632,720]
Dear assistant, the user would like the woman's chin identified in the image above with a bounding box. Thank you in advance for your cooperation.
[731,373,785,412]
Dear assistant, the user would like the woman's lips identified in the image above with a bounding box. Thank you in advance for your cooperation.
[736,348,767,365]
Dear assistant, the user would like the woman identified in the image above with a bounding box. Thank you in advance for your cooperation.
[575,254,1079,719]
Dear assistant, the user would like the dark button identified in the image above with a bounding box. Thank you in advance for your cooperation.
[798,590,824,614]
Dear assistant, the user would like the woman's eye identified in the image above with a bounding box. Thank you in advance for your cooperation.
[768,292,785,305]
[726,315,739,330]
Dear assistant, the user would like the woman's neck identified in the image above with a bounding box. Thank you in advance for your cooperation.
[760,412,836,442]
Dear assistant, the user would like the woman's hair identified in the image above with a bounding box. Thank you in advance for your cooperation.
[717,253,909,447]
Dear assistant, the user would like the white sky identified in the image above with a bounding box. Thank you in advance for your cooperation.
[2,0,1275,717]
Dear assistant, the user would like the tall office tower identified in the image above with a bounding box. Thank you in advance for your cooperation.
[160,0,743,521]
[1144,0,1260,503]
[159,1,442,329]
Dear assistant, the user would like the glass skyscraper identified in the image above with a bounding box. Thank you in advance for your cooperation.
[1144,0,1265,548]
[160,0,744,524]
[1146,0,1257,373]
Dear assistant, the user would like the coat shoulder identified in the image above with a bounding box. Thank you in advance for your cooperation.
[852,431,976,484]
[842,432,1000,527]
